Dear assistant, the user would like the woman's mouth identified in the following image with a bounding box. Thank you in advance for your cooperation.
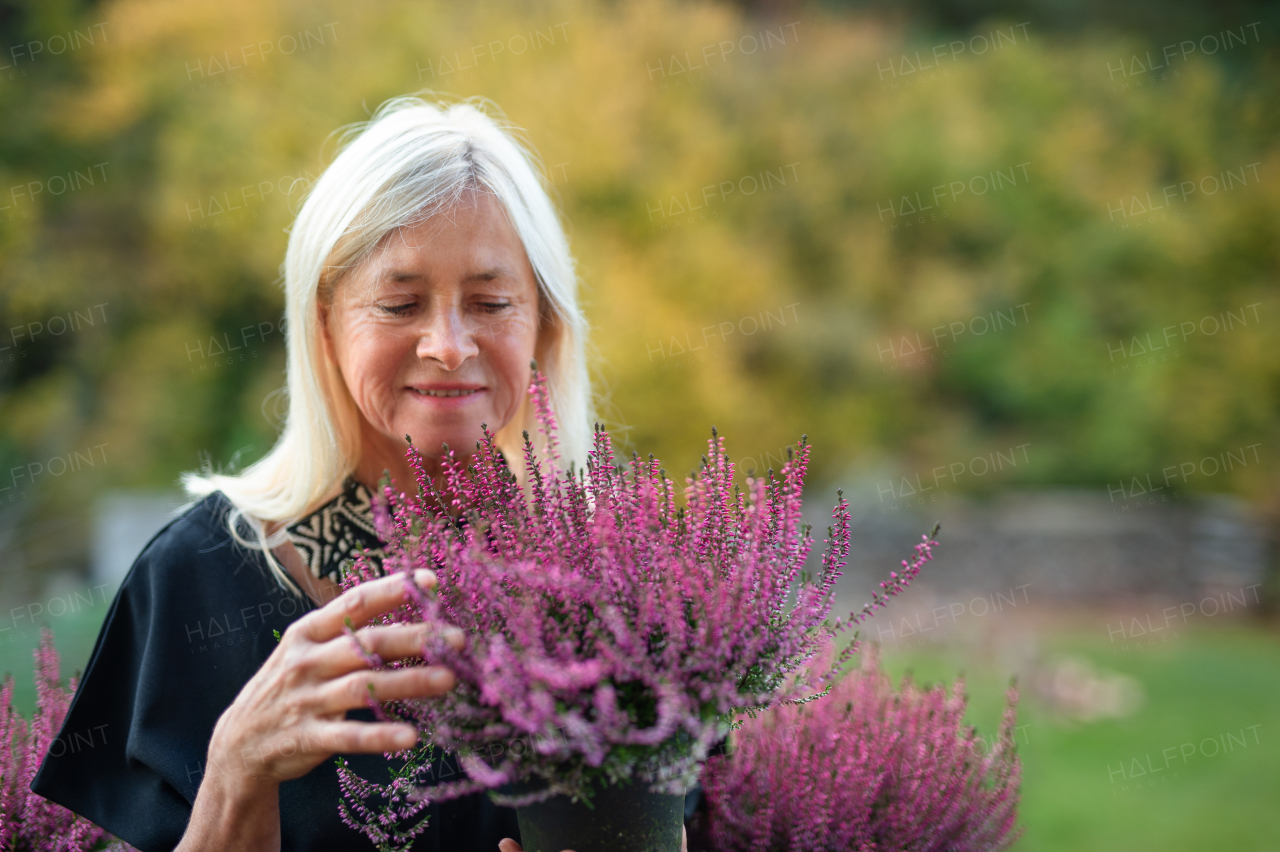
[407,384,487,405]
[411,388,481,398]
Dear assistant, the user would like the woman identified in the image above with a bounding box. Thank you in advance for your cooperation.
[31,96,693,851]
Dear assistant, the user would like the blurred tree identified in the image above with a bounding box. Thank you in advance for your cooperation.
[0,0,1277,584]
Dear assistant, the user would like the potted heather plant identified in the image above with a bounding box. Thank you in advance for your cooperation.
[695,643,1023,852]
[335,371,939,852]
[1,628,137,851]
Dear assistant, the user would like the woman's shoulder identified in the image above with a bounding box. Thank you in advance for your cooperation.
[91,489,303,657]
[122,491,304,608]
[128,491,248,576]
[97,491,316,680]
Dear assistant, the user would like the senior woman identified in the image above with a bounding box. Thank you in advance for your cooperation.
[31,97,692,852]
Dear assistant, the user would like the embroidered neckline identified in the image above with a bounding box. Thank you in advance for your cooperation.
[285,476,384,584]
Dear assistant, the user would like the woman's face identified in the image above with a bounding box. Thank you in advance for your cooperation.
[321,190,541,482]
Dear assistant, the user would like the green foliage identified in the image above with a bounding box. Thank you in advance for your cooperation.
[1,0,1278,575]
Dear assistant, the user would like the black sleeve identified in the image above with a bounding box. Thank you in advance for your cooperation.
[29,493,308,851]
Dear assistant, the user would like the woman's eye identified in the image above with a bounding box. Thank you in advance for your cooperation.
[477,302,512,314]
[377,303,416,316]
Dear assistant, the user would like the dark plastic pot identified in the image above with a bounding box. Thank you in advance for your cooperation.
[502,777,685,852]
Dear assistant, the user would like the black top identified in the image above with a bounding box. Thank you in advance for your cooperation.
[29,490,716,851]
[29,490,521,852]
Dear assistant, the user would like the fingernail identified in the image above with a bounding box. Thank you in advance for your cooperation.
[443,627,465,649]
[414,569,438,587]
[426,666,455,689]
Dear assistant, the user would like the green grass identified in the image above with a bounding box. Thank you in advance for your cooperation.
[876,619,1280,852]
[1,604,110,717]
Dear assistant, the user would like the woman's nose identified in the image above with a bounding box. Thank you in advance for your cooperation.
[415,306,479,370]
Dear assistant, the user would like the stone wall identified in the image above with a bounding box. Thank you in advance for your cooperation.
[811,489,1270,605]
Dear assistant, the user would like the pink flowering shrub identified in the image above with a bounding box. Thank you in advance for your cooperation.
[336,371,937,846]
[1,628,136,851]
[699,644,1023,852]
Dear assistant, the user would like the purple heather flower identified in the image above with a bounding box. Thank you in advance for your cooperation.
[700,642,1023,852]
[1,628,138,851]
[337,372,938,846]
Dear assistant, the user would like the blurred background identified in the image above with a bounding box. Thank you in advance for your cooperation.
[1,0,1278,848]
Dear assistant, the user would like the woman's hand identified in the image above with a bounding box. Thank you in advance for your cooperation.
[176,569,461,851]
[497,825,688,852]
[207,568,460,781]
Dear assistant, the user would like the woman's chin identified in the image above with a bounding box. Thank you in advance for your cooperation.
[401,423,495,457]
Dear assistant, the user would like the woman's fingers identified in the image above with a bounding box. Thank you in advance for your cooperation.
[314,719,422,755]
[206,570,449,787]
[313,665,457,714]
[310,621,464,678]
[290,570,437,643]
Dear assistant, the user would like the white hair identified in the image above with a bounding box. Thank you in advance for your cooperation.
[183,94,592,595]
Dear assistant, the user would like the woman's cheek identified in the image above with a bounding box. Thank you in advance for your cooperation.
[481,312,535,348]
[355,360,400,429]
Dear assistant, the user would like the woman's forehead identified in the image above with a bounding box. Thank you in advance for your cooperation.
[365,265,528,294]
[342,220,534,300]
[381,193,522,256]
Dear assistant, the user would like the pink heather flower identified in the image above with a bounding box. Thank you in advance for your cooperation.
[337,370,938,844]
[1,628,138,851]
[700,642,1023,852]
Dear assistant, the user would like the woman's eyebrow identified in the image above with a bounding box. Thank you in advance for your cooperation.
[461,267,508,283]
[382,270,428,283]
[379,267,510,283]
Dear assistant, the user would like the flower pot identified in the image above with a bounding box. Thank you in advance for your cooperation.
[504,777,685,852]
